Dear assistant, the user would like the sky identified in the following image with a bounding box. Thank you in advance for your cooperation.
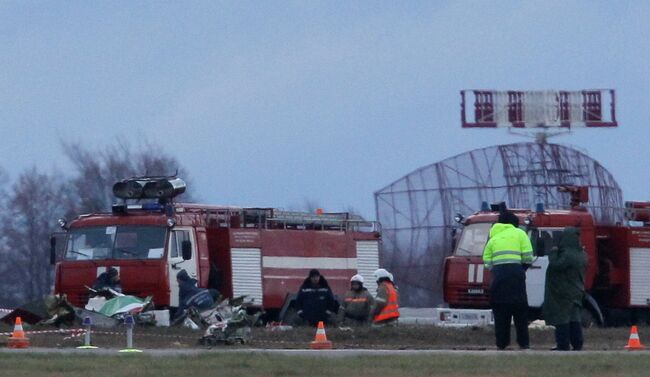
[1,1,649,219]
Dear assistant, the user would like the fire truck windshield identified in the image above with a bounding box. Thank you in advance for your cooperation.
[64,226,166,261]
[455,223,492,256]
[455,222,567,258]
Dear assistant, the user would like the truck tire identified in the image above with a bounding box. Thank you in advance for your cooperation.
[281,307,301,326]
[278,293,299,324]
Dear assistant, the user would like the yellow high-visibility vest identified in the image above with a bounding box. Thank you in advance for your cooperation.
[482,223,533,269]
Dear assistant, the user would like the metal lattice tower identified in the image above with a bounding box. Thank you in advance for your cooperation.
[375,142,623,307]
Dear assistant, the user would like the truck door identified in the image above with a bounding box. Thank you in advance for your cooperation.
[167,227,198,307]
[525,228,562,308]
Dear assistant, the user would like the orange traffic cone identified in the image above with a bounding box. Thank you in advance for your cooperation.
[7,317,30,349]
[309,321,333,350]
[625,326,644,350]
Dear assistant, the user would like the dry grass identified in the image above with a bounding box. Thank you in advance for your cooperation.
[0,323,640,350]
[1,353,650,377]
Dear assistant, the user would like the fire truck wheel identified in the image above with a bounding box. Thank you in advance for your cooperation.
[281,307,301,326]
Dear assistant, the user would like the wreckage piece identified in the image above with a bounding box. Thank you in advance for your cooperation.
[172,295,257,330]
[228,295,251,308]
[98,295,152,317]
[199,308,261,346]
[2,297,53,325]
[74,308,120,328]
[85,296,107,312]
[201,325,251,346]
[198,296,256,325]
[71,295,153,328]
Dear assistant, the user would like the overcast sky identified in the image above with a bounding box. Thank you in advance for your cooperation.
[1,1,649,219]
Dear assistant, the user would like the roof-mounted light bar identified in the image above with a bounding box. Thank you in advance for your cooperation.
[112,177,186,200]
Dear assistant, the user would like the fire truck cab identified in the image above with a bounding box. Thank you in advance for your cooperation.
[52,177,381,321]
[443,188,650,326]
[443,204,597,318]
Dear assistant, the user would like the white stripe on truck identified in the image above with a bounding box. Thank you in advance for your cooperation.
[476,264,484,284]
[262,257,358,270]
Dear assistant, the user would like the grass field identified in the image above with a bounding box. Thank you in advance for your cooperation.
[1,352,650,377]
[0,324,638,350]
[1,323,647,377]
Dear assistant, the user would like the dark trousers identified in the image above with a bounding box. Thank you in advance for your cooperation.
[554,321,583,350]
[492,303,529,349]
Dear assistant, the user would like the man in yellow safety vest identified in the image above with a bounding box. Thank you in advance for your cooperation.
[483,207,533,350]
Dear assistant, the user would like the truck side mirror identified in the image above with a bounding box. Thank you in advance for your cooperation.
[181,240,192,261]
[450,228,458,252]
[50,232,67,265]
[50,236,57,265]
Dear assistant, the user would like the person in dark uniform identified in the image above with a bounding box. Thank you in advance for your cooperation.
[295,269,338,326]
[175,269,214,320]
[483,208,533,350]
[92,267,122,293]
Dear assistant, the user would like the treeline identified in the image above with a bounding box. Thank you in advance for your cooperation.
[0,140,191,308]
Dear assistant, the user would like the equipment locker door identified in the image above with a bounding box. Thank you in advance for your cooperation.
[526,228,562,308]
[525,257,548,308]
[167,227,198,307]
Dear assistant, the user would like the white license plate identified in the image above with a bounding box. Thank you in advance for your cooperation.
[467,288,484,295]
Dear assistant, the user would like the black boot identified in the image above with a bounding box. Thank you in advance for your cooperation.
[569,321,583,350]
[554,324,571,351]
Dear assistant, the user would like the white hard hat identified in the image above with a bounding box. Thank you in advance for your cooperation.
[350,274,364,284]
[374,268,391,281]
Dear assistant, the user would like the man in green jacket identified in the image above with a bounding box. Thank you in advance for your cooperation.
[543,227,587,351]
[483,209,534,350]
[337,274,374,326]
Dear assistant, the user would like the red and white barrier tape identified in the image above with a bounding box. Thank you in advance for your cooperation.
[0,328,85,337]
[62,330,199,341]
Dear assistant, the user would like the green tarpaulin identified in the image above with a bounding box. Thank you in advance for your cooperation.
[98,295,152,317]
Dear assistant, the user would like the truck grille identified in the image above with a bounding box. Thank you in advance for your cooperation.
[453,288,489,307]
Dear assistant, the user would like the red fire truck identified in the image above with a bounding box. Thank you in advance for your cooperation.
[51,177,381,320]
[443,187,650,326]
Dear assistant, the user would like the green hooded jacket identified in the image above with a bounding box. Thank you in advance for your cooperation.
[543,227,587,326]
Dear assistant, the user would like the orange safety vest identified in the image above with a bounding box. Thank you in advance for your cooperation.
[374,282,400,323]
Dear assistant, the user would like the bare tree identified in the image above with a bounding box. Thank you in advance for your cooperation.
[0,168,68,306]
[343,205,364,219]
[285,199,365,220]
[62,138,195,213]
[301,198,321,213]
[0,139,195,308]
[0,167,9,303]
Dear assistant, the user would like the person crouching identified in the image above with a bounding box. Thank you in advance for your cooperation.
[174,269,214,320]
[337,274,374,326]
[371,269,400,327]
[295,269,339,326]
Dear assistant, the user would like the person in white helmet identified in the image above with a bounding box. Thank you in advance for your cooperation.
[337,274,375,326]
[371,268,400,326]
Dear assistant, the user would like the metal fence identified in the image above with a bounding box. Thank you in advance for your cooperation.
[375,142,623,307]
